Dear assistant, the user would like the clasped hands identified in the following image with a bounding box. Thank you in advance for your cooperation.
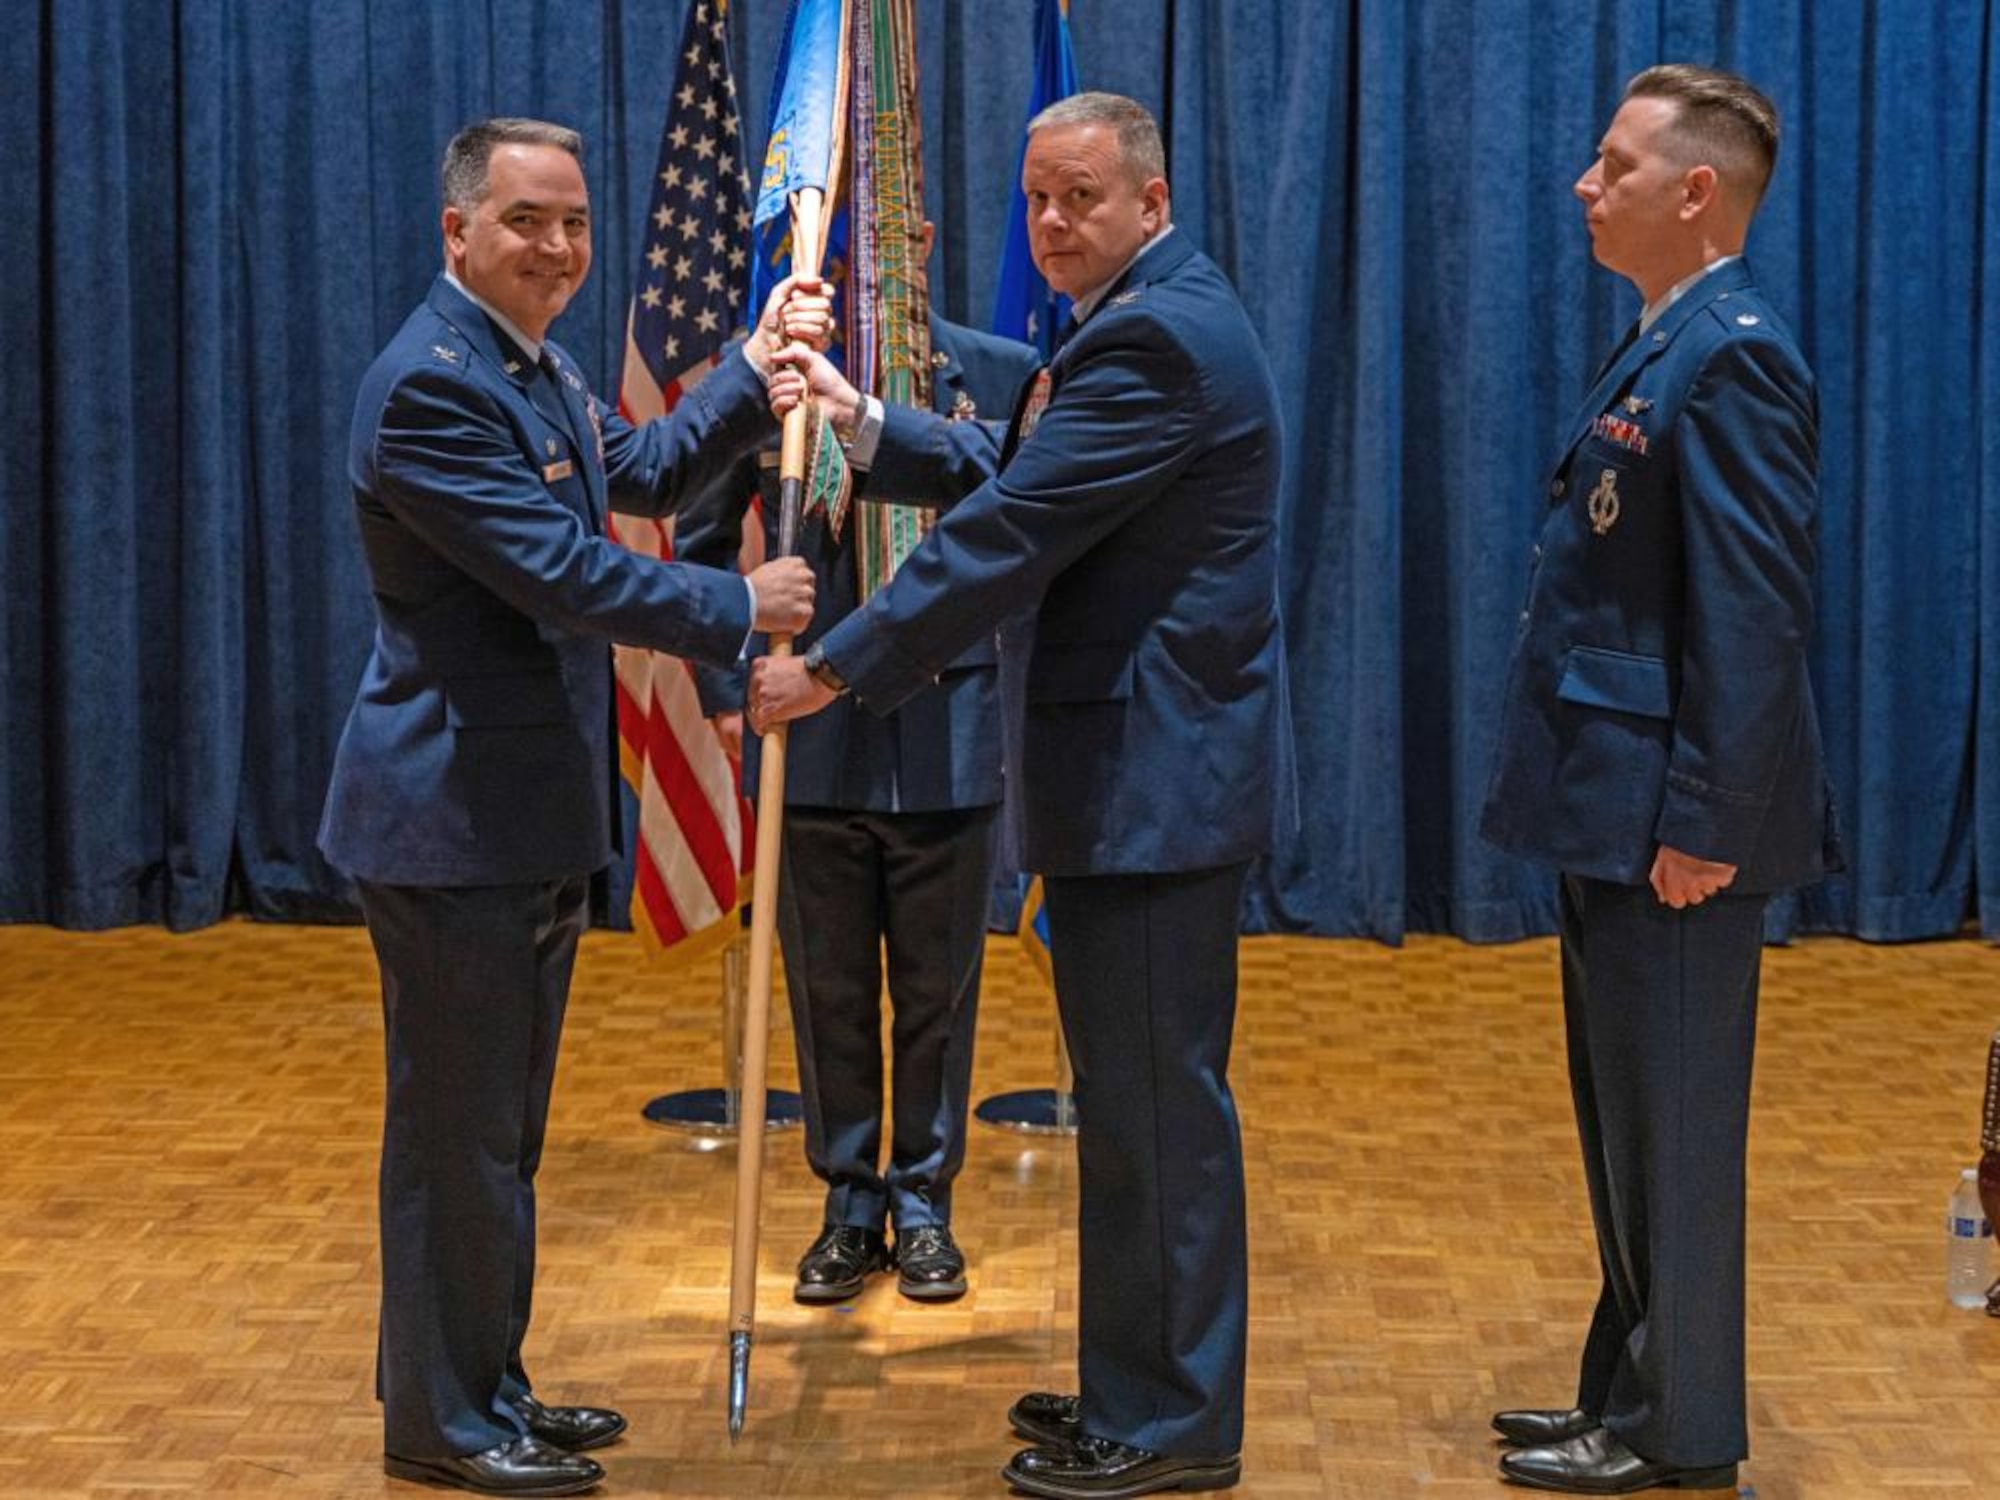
[740,272,865,435]
[742,273,835,378]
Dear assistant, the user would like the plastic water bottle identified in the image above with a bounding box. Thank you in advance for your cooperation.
[1947,1168,1992,1308]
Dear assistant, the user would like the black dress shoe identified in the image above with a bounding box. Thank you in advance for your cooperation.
[1008,1390,1081,1446]
[1002,1435,1241,1498]
[893,1223,968,1301]
[1499,1427,1738,1494]
[384,1435,602,1495]
[794,1223,889,1303]
[515,1392,627,1452]
[1492,1407,1599,1447]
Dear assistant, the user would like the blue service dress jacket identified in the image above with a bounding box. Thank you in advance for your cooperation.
[319,274,775,887]
[816,231,1295,876]
[678,315,1039,812]
[1480,258,1835,893]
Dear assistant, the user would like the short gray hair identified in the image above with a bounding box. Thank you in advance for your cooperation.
[1026,91,1166,188]
[441,118,585,214]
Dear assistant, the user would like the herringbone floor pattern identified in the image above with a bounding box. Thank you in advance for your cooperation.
[0,922,1996,1497]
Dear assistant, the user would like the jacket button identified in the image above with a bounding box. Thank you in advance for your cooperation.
[1549,477,1566,499]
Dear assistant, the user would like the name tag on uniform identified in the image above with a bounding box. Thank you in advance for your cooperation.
[542,459,574,483]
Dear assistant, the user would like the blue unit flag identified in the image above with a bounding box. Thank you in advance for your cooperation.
[752,0,847,230]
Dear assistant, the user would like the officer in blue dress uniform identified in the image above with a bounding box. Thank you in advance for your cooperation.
[1480,67,1836,1497]
[675,286,1036,1305]
[318,118,821,1498]
[749,94,1290,1500]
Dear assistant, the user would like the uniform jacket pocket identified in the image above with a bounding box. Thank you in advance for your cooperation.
[1555,646,1673,720]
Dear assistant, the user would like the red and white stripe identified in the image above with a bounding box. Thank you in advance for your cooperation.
[612,335,759,965]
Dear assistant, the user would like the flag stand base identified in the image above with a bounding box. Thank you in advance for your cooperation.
[643,1088,804,1136]
[974,1088,1078,1136]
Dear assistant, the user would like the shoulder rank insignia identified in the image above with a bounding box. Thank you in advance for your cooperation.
[1108,288,1143,308]
[430,344,459,364]
[950,390,978,421]
[1620,395,1652,415]
[1587,468,1621,536]
[1736,313,1761,327]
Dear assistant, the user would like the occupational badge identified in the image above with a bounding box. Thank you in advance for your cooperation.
[1587,468,1621,536]
[545,437,559,457]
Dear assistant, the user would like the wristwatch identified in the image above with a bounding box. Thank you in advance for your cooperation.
[801,641,849,696]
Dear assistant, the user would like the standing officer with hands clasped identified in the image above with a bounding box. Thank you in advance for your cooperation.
[674,220,1038,1307]
[319,117,826,1498]
[1481,66,1837,1496]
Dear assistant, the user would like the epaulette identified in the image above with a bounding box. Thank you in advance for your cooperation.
[1702,291,1766,334]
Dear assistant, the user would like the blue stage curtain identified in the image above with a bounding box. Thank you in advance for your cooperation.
[4,1,1996,942]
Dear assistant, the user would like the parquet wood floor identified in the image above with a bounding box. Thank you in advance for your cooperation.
[1,923,1997,1498]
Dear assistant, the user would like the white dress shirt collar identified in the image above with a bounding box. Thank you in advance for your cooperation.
[445,270,543,364]
[1071,224,1177,326]
[1639,254,1739,334]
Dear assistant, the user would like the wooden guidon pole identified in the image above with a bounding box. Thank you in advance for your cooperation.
[726,183,829,1443]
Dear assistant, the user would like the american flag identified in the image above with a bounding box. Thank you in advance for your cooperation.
[611,0,760,964]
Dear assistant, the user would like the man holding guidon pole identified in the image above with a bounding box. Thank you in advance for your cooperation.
[752,90,1292,1500]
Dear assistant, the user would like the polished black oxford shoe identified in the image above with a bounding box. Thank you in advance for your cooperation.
[515,1392,627,1452]
[1008,1390,1082,1446]
[794,1223,890,1303]
[1002,1435,1241,1498]
[383,1435,602,1495]
[1491,1407,1599,1447]
[1499,1427,1738,1494]
[893,1223,968,1301]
